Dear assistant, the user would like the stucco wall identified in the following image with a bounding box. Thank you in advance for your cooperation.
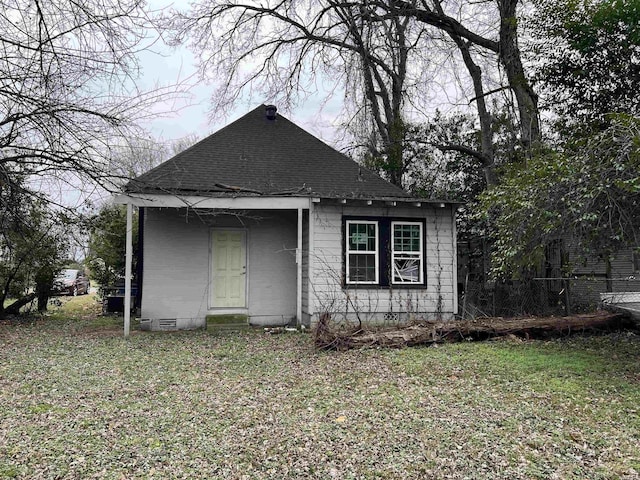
[305,203,457,324]
[142,208,210,329]
[141,208,297,328]
[245,211,297,325]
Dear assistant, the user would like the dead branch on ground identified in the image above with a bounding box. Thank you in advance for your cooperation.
[314,311,633,350]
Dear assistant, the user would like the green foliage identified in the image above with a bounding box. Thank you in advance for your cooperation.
[86,204,138,292]
[0,185,69,316]
[532,0,640,120]
[479,114,640,277]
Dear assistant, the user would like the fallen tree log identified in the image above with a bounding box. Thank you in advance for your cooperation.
[0,292,37,318]
[314,311,634,350]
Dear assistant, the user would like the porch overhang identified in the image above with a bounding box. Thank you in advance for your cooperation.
[113,193,461,210]
[115,192,311,337]
[112,193,311,210]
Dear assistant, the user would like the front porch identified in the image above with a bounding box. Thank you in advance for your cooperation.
[114,194,310,335]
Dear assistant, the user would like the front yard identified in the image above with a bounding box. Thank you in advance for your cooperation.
[0,300,639,479]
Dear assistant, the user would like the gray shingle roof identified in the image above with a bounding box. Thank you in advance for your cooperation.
[125,105,412,200]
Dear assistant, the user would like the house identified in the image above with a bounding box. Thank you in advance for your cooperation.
[114,105,458,332]
[457,235,640,317]
[551,242,640,311]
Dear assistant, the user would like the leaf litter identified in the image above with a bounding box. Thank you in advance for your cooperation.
[0,321,638,479]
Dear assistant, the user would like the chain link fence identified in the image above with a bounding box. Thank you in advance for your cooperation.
[459,276,640,319]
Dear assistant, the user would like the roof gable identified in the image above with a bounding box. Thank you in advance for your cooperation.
[126,105,411,200]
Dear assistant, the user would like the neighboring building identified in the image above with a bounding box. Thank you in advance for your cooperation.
[555,242,640,310]
[115,105,458,331]
[457,236,640,317]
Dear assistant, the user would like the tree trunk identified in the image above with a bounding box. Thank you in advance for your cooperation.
[356,7,410,188]
[36,286,50,312]
[1,293,37,317]
[35,271,55,312]
[498,0,540,152]
[386,117,406,187]
[445,20,497,186]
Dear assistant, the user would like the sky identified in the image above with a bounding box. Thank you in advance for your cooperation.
[56,0,346,212]
[138,0,345,149]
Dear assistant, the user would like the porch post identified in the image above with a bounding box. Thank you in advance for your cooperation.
[451,205,459,316]
[307,200,315,325]
[296,207,303,326]
[124,202,133,338]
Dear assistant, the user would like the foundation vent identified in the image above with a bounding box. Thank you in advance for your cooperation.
[383,312,400,323]
[158,319,178,330]
[140,318,178,331]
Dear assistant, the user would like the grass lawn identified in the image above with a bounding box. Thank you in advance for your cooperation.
[0,298,639,479]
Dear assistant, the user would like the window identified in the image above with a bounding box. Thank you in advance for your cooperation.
[344,217,426,286]
[391,222,424,284]
[346,220,379,284]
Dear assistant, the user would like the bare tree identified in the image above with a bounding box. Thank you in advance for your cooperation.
[396,0,540,152]
[0,0,183,209]
[164,0,541,189]
[108,133,201,186]
[163,0,437,187]
[0,0,189,317]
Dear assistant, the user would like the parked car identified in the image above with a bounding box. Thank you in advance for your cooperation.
[52,269,90,296]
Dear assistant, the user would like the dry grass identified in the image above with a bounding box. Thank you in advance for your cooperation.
[0,298,639,479]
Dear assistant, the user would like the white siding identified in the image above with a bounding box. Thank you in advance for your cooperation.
[305,204,457,324]
[246,211,297,325]
[142,208,211,328]
[142,208,297,329]
[142,203,458,330]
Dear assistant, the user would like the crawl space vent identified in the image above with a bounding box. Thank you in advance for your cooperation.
[158,319,178,330]
[383,312,399,323]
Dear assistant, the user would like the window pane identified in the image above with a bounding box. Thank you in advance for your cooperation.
[392,223,422,283]
[366,224,376,250]
[348,223,376,251]
[349,253,376,282]
[393,257,420,283]
[394,224,421,252]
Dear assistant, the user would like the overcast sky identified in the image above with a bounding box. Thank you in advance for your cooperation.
[139,0,344,148]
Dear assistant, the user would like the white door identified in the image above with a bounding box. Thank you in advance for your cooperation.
[211,230,247,308]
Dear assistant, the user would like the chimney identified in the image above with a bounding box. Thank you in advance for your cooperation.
[265,104,277,120]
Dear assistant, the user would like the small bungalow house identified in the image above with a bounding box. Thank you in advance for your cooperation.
[115,105,458,332]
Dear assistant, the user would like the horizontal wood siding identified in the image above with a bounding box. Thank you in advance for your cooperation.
[609,248,638,278]
[557,239,639,308]
[565,240,637,278]
[308,204,457,323]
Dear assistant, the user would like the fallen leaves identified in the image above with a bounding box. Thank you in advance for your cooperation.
[0,323,638,479]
